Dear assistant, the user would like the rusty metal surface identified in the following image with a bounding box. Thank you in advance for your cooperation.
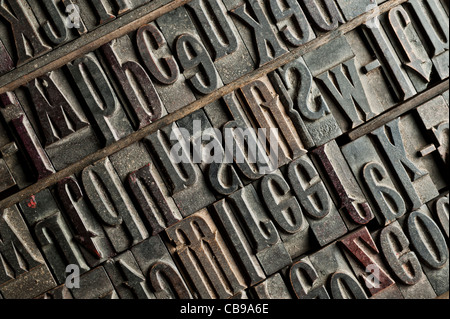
[0,0,448,301]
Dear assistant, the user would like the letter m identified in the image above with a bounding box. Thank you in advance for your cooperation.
[0,208,42,284]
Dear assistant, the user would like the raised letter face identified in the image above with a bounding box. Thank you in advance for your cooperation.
[165,209,246,299]
[0,206,56,298]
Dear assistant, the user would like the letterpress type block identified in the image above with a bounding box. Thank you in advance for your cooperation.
[257,171,312,259]
[269,57,342,147]
[71,266,118,299]
[177,109,244,198]
[400,206,449,296]
[374,221,437,299]
[19,189,90,284]
[81,157,148,253]
[185,0,255,84]
[0,205,56,299]
[134,22,197,113]
[427,193,449,240]
[312,140,375,230]
[144,123,216,216]
[56,175,115,267]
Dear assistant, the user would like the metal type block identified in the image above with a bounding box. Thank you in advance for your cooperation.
[193,98,274,189]
[134,22,197,113]
[0,87,28,192]
[0,0,50,67]
[298,0,345,32]
[336,0,376,21]
[131,236,193,299]
[71,266,118,299]
[15,69,102,170]
[415,95,449,168]
[258,171,312,259]
[144,123,216,216]
[303,35,354,77]
[35,284,73,299]
[18,189,90,284]
[226,0,288,67]
[0,39,14,75]
[10,114,56,181]
[26,0,86,47]
[0,205,57,299]
[339,227,403,299]
[217,184,292,276]
[406,0,449,81]
[253,273,292,299]
[81,157,148,253]
[127,161,182,237]
[312,140,375,230]
[229,290,249,299]
[374,221,437,299]
[256,240,293,276]
[56,175,115,267]
[219,91,277,182]
[239,76,308,167]
[443,90,449,105]
[371,117,441,209]
[0,158,15,193]
[165,208,246,299]
[342,135,407,227]
[345,30,398,112]
[212,197,267,287]
[309,242,368,299]
[288,256,330,299]
[400,206,449,296]
[361,11,417,102]
[185,0,255,84]
[286,154,348,246]
[427,193,449,240]
[269,57,342,147]
[304,36,377,132]
[104,250,154,299]
[0,141,32,190]
[156,6,223,95]
[74,0,152,30]
[109,142,152,182]
[99,35,167,130]
[67,52,134,146]
[177,109,244,197]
